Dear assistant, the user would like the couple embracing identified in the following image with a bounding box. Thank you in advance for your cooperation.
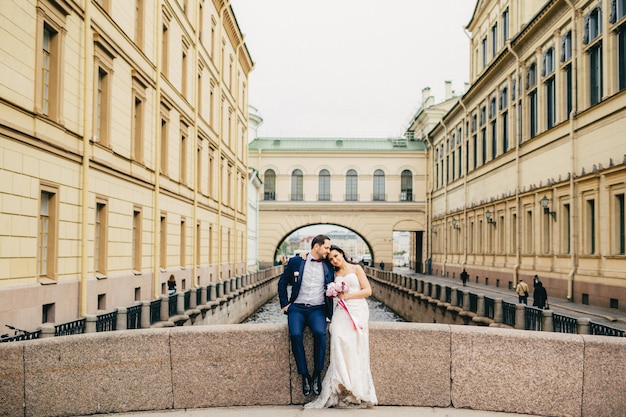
[277,234,378,408]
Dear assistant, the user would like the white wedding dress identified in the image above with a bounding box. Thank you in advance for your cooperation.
[304,273,378,408]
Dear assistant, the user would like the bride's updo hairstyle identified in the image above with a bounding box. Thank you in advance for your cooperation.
[329,245,358,269]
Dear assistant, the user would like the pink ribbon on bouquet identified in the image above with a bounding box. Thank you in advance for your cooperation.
[337,298,363,335]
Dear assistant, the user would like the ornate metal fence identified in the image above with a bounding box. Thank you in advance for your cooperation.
[525,306,543,331]
[55,318,86,336]
[502,301,516,327]
[96,311,117,332]
[553,313,577,333]
[590,322,626,337]
[127,304,142,329]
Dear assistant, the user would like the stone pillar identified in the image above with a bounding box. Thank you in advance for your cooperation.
[38,323,56,338]
[200,285,208,305]
[160,295,170,321]
[542,309,553,332]
[493,298,503,324]
[116,307,128,330]
[514,304,525,330]
[177,292,185,315]
[450,286,458,307]
[577,317,591,334]
[85,314,97,333]
[476,294,485,317]
[462,290,470,311]
[141,301,151,328]
[189,288,197,309]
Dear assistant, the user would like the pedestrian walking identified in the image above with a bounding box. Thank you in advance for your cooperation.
[515,279,529,304]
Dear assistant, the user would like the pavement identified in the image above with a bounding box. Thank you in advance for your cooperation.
[82,405,543,417]
[395,267,626,330]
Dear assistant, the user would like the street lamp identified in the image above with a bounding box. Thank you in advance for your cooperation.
[540,196,557,221]
[485,210,496,227]
[452,218,461,229]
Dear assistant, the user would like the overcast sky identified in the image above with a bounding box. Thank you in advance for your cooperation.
[230,0,476,138]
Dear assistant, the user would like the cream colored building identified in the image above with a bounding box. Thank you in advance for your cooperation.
[426,0,626,311]
[0,0,253,330]
[248,137,427,270]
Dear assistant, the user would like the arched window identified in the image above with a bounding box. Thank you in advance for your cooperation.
[263,169,275,200]
[318,169,330,201]
[291,169,303,201]
[373,169,385,201]
[346,169,358,201]
[401,170,413,201]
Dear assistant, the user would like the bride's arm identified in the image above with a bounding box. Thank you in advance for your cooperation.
[342,265,372,300]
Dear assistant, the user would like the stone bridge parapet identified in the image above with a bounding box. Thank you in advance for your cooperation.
[1,323,624,417]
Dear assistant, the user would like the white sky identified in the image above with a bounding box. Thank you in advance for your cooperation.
[230,0,477,138]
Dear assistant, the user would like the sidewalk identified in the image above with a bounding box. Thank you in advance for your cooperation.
[82,405,543,417]
[394,267,626,331]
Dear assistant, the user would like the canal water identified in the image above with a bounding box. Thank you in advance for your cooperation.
[243,296,406,324]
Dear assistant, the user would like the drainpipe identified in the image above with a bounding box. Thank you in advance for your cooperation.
[564,0,578,300]
[440,119,449,277]
[506,40,521,287]
[152,3,163,299]
[424,132,433,273]
[217,0,231,282]
[79,3,93,317]
[192,5,200,288]
[233,36,245,275]
[458,99,469,270]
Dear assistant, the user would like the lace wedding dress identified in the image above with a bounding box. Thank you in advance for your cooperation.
[304,273,378,408]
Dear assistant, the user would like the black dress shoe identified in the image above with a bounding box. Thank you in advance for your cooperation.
[302,375,312,396]
[312,373,321,396]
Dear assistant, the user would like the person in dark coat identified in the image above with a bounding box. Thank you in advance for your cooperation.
[533,281,548,309]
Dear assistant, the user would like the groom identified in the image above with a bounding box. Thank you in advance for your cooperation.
[278,234,334,396]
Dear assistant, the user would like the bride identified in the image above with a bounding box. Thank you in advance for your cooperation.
[304,245,378,408]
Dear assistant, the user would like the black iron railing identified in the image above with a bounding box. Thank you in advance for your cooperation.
[484,297,495,319]
[502,301,516,327]
[435,284,442,300]
[96,311,117,332]
[55,318,86,336]
[127,304,142,330]
[590,322,626,337]
[150,299,161,324]
[168,294,177,316]
[184,291,191,311]
[525,306,543,331]
[445,286,452,303]
[469,293,478,313]
[553,313,577,333]
[0,327,41,343]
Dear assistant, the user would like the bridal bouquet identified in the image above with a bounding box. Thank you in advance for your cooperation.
[326,282,363,334]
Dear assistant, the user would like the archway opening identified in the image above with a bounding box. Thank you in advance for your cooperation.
[273,224,374,266]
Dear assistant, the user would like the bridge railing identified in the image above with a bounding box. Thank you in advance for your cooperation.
[1,266,284,343]
[365,266,626,337]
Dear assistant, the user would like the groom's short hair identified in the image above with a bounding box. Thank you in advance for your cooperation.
[311,234,330,249]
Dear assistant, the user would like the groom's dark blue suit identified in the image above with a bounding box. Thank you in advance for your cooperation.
[278,255,334,377]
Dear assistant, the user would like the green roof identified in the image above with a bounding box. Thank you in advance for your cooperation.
[248,137,427,151]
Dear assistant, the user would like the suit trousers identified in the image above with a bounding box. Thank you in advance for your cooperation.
[287,303,327,375]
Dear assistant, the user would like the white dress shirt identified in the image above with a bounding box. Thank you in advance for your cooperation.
[293,256,325,306]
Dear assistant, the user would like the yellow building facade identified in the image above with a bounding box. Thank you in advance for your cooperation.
[428,0,626,311]
[0,0,253,329]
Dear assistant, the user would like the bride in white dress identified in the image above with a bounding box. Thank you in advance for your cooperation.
[305,245,378,409]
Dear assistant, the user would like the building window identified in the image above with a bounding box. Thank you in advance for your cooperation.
[180,219,186,267]
[373,169,385,201]
[263,169,275,200]
[511,212,517,255]
[346,169,358,201]
[401,170,413,201]
[196,222,201,267]
[318,169,330,201]
[134,0,144,48]
[180,124,188,186]
[588,41,603,106]
[132,209,142,272]
[502,8,509,42]
[491,23,498,56]
[489,97,497,159]
[291,169,303,201]
[38,187,58,281]
[162,21,169,77]
[42,303,55,323]
[610,0,626,22]
[160,117,168,174]
[585,198,596,254]
[584,7,602,44]
[618,25,626,91]
[614,192,625,255]
[543,48,556,129]
[501,110,509,153]
[182,41,189,98]
[524,209,533,254]
[482,36,488,67]
[527,63,538,138]
[95,67,111,146]
[95,200,108,275]
[160,214,167,269]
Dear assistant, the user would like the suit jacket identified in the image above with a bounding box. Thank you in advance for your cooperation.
[278,255,335,319]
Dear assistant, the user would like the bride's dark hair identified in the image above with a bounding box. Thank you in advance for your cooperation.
[329,245,358,267]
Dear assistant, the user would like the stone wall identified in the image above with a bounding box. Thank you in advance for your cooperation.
[1,323,625,417]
